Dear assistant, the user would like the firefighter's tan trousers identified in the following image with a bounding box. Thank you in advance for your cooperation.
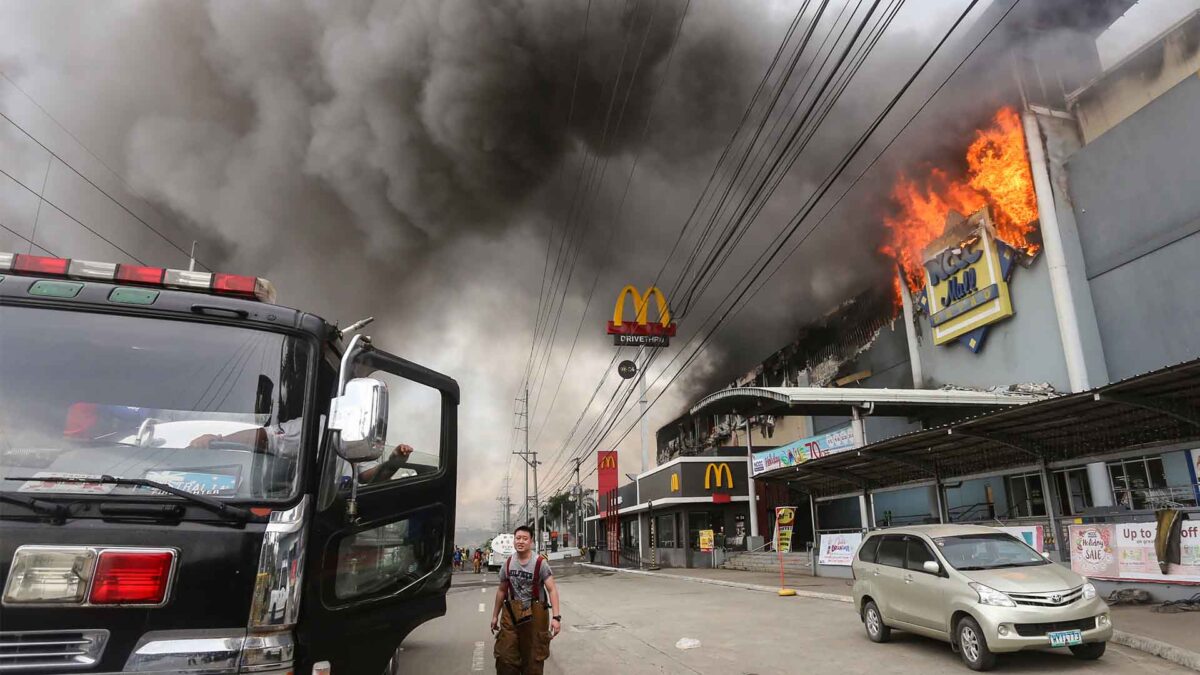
[494,600,551,675]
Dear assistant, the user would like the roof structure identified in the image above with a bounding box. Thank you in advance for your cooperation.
[760,358,1200,496]
[688,385,1047,418]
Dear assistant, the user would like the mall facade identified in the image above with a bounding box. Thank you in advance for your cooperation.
[652,10,1200,594]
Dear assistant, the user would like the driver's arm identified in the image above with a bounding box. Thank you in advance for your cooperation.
[188,428,266,449]
[358,444,414,484]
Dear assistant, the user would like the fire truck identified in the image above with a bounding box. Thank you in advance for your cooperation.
[0,251,459,674]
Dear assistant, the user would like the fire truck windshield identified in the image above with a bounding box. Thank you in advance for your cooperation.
[0,305,313,502]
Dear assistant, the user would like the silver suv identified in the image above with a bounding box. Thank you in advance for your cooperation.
[851,524,1112,670]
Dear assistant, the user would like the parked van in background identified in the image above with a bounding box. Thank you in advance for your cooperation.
[852,524,1112,671]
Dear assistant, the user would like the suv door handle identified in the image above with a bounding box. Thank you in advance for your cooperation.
[903,574,914,584]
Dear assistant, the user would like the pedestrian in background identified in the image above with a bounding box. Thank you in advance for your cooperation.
[491,525,561,674]
[473,548,483,574]
[453,547,463,571]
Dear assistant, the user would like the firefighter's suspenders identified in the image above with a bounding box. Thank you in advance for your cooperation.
[502,555,546,622]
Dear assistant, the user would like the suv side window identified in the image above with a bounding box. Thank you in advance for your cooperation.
[875,535,906,567]
[858,535,881,563]
[905,537,938,573]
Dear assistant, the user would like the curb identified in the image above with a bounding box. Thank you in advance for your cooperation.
[577,563,854,604]
[1112,630,1200,672]
[579,563,1200,672]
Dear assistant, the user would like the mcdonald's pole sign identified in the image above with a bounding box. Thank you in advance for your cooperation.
[606,285,677,347]
[597,451,618,511]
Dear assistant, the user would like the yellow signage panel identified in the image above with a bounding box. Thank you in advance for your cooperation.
[923,215,1014,349]
[699,529,714,552]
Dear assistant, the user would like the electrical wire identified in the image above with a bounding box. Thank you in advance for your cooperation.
[546,0,995,496]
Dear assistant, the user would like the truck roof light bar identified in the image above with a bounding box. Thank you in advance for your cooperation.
[0,251,276,303]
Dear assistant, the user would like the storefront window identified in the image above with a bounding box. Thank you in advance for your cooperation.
[688,511,711,550]
[655,514,677,548]
[1054,468,1093,516]
[1110,455,1177,510]
[1004,473,1046,517]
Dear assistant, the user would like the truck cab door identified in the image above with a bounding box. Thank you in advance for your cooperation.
[298,344,458,674]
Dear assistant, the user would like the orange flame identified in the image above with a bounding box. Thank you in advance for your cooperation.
[882,107,1040,298]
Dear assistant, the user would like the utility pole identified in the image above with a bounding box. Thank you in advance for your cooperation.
[496,473,512,533]
[513,386,541,549]
[638,346,650,474]
[573,458,583,549]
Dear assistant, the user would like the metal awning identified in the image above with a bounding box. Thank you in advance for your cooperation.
[761,359,1200,496]
[689,385,1047,418]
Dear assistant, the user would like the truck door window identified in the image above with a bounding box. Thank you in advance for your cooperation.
[333,371,444,489]
[333,506,446,601]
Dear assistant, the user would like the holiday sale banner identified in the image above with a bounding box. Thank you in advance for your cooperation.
[1069,522,1200,582]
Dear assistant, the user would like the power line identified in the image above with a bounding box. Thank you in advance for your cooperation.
[538,0,824,469]
[547,0,994,497]
[0,89,210,270]
[545,0,882,489]
[529,0,694,448]
[0,166,147,264]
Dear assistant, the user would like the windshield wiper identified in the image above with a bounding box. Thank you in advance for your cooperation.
[955,565,998,571]
[0,493,69,521]
[4,474,260,523]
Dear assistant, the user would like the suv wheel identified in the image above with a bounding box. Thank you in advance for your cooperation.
[1069,642,1106,660]
[956,616,996,671]
[863,601,891,643]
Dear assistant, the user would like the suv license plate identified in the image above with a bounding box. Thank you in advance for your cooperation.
[1048,629,1083,647]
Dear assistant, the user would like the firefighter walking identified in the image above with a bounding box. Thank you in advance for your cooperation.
[490,526,561,674]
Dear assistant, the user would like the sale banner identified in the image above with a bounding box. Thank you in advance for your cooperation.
[1116,523,1159,576]
[1069,524,1118,577]
[774,506,797,553]
[817,532,862,566]
[1069,522,1200,581]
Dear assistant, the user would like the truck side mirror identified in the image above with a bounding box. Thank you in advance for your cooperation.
[255,375,275,418]
[329,377,389,463]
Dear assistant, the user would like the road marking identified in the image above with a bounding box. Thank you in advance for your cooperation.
[478,602,486,612]
[471,641,485,671]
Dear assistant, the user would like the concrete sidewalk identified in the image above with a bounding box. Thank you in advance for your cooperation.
[578,563,1200,671]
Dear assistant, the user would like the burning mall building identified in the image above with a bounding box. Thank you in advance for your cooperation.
[645,5,1200,590]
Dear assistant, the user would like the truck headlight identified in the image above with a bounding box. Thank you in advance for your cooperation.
[1082,582,1097,600]
[969,582,1016,607]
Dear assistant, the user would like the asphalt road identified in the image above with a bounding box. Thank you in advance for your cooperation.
[394,567,1190,674]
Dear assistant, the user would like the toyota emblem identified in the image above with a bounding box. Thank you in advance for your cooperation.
[1050,594,1062,604]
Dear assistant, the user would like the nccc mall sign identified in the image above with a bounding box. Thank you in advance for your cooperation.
[915,209,1020,354]
[606,285,677,347]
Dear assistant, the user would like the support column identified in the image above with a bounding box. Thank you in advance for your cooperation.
[809,493,819,577]
[934,480,947,524]
[744,416,761,542]
[1087,462,1114,507]
[1039,460,1061,557]
[860,491,874,530]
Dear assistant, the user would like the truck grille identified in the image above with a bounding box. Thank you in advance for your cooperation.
[1013,617,1096,637]
[0,630,108,671]
[1008,586,1084,607]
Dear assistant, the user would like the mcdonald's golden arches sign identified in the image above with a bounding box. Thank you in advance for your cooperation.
[606,285,677,347]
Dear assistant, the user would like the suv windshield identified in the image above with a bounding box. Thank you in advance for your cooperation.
[0,305,312,502]
[933,533,1049,570]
